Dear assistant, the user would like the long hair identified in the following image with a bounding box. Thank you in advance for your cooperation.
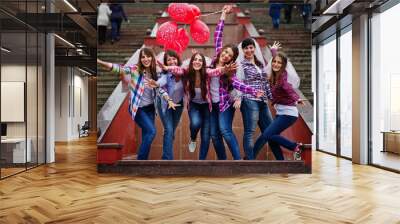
[137,48,157,80]
[212,44,239,91]
[185,53,207,100]
[270,52,288,86]
[241,38,263,67]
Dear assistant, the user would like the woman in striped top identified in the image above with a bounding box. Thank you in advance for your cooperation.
[97,48,178,160]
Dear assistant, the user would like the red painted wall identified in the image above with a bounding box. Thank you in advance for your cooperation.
[100,96,138,156]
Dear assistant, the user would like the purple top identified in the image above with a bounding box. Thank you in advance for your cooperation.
[239,59,273,102]
[271,71,299,106]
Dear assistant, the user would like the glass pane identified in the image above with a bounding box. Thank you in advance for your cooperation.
[371,4,400,171]
[1,13,28,177]
[317,37,337,154]
[340,29,352,158]
[38,32,45,165]
[27,30,38,169]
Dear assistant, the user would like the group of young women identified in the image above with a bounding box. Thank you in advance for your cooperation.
[97,5,304,161]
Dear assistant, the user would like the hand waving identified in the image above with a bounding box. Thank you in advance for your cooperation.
[269,41,282,50]
[255,90,265,98]
[144,78,159,89]
[223,5,233,14]
[224,62,238,74]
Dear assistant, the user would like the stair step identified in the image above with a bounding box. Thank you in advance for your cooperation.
[98,160,309,175]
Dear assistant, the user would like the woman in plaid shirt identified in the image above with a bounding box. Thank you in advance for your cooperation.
[209,5,264,160]
[235,38,281,160]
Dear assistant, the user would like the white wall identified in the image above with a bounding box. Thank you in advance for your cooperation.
[55,67,89,141]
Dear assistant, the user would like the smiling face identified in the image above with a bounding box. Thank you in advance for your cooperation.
[243,44,255,59]
[166,55,178,66]
[219,47,234,64]
[192,54,204,71]
[140,53,152,68]
[272,56,283,72]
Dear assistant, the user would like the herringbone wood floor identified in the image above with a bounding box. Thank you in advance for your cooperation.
[1,136,400,223]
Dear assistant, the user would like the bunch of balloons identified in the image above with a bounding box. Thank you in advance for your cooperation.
[156,3,210,54]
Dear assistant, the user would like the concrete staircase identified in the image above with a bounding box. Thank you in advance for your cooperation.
[238,3,313,105]
[97,3,167,113]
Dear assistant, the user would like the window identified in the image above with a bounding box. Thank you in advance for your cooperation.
[370,3,400,171]
[317,35,337,154]
[339,27,352,158]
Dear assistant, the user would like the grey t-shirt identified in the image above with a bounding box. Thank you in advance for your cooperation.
[171,80,184,103]
[191,88,208,104]
[210,77,220,103]
[139,87,154,107]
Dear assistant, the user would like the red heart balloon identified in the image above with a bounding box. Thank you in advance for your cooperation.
[190,5,201,17]
[182,4,201,24]
[190,19,210,44]
[165,40,183,54]
[156,21,178,45]
[167,3,193,24]
[177,28,189,50]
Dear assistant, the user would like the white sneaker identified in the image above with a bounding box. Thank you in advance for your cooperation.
[188,140,197,153]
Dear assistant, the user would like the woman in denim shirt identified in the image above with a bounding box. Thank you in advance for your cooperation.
[149,50,185,160]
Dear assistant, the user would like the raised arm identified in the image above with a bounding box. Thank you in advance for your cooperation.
[206,67,224,77]
[214,5,232,55]
[214,17,225,55]
[156,60,186,76]
[269,41,281,57]
[97,58,113,71]
[232,76,259,97]
[97,58,138,78]
[167,66,186,76]
[207,62,237,77]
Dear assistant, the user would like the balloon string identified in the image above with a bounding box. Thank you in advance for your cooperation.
[200,10,223,17]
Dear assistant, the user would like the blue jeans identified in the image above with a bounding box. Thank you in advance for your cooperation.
[210,103,227,160]
[111,19,122,41]
[219,106,241,160]
[253,115,298,160]
[134,105,156,160]
[272,17,280,29]
[156,98,183,160]
[188,102,211,160]
[240,99,273,160]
